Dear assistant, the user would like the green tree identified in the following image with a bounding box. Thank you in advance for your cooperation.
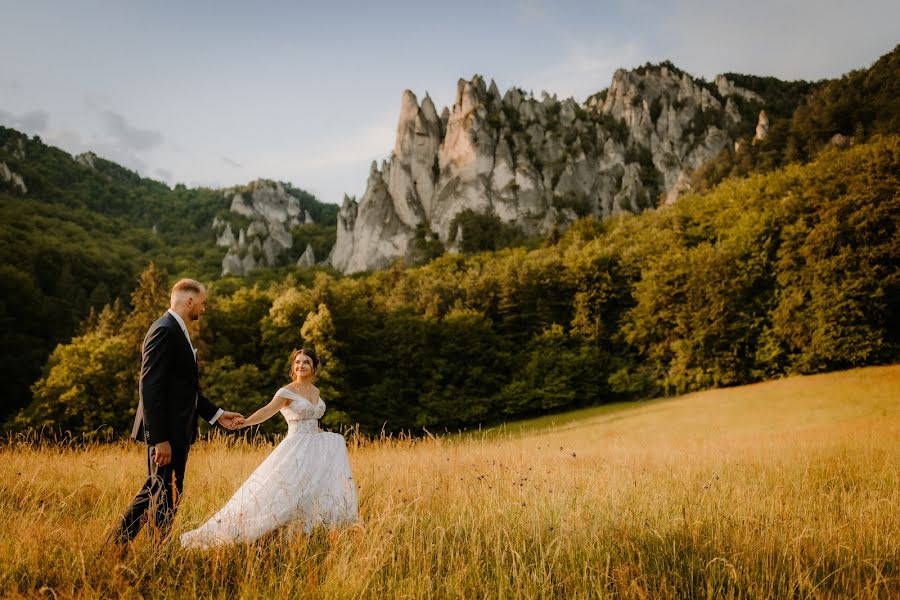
[205,285,272,367]
[15,333,134,435]
[0,265,54,422]
[415,308,507,429]
[495,325,608,417]
[761,142,899,373]
[200,357,272,434]
[122,262,171,348]
[300,303,351,428]
[449,210,526,253]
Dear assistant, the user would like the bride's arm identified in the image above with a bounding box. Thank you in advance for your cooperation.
[238,395,289,428]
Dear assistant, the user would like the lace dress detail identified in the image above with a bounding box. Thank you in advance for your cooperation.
[281,388,325,434]
[180,387,359,549]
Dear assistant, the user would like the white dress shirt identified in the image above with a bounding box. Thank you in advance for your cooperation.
[167,309,223,425]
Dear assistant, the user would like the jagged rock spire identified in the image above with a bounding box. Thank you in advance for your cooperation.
[329,65,762,274]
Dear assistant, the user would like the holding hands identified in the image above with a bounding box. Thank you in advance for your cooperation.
[216,411,244,430]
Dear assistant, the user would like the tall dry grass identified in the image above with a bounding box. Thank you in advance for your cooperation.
[1,365,898,599]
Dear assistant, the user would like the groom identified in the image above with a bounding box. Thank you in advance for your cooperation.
[111,278,242,545]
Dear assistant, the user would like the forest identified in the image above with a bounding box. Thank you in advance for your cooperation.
[9,136,898,436]
[2,44,898,436]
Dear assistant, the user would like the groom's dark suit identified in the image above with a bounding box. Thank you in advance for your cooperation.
[113,311,221,543]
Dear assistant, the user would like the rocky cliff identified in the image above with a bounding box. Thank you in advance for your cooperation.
[0,160,27,193]
[215,179,315,276]
[331,63,768,273]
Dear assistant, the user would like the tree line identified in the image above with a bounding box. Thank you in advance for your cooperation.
[10,136,898,437]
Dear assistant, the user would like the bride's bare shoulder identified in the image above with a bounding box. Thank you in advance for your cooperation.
[276,384,299,399]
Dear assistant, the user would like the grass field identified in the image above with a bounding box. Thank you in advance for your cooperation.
[1,365,898,598]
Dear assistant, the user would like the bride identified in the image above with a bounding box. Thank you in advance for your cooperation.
[180,348,358,549]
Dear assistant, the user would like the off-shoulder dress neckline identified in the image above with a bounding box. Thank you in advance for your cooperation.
[278,386,322,407]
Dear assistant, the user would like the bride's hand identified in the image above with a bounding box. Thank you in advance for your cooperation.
[218,411,244,430]
[236,418,246,428]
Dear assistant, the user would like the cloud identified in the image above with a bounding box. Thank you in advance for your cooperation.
[221,156,244,169]
[98,109,164,152]
[43,127,85,150]
[154,167,173,182]
[28,100,170,180]
[20,110,49,132]
[0,108,50,133]
[41,124,152,175]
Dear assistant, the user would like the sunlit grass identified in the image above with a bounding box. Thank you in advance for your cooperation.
[2,365,898,598]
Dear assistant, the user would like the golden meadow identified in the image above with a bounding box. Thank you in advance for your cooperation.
[1,365,898,599]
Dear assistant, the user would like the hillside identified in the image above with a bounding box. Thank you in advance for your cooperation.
[2,365,897,597]
[330,63,802,273]
[0,128,335,421]
[484,364,900,437]
[691,43,900,191]
[11,136,898,436]
[328,44,899,274]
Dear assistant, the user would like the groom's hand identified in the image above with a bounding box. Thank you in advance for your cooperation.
[217,411,244,430]
[154,441,172,466]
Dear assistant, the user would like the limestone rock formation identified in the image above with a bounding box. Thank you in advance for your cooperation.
[714,75,764,103]
[329,66,767,274]
[754,110,770,142]
[216,179,304,275]
[211,217,236,247]
[6,137,26,160]
[296,244,316,267]
[76,152,98,169]
[0,161,27,193]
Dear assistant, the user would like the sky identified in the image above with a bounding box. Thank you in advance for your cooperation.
[1,1,898,206]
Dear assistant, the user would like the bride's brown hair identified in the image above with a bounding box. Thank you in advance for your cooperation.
[289,348,319,379]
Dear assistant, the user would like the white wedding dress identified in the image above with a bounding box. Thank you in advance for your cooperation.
[180,387,359,549]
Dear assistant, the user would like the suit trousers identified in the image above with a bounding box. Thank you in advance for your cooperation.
[113,444,190,543]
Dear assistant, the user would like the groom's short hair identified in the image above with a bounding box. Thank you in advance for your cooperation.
[171,279,205,305]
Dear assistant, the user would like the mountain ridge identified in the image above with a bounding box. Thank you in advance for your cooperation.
[328,59,814,273]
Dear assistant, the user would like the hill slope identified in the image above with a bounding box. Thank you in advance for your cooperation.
[487,364,900,437]
[692,43,900,191]
[329,44,900,273]
[12,136,898,436]
[0,127,334,421]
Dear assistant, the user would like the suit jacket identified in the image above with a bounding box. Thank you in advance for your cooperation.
[131,312,220,448]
